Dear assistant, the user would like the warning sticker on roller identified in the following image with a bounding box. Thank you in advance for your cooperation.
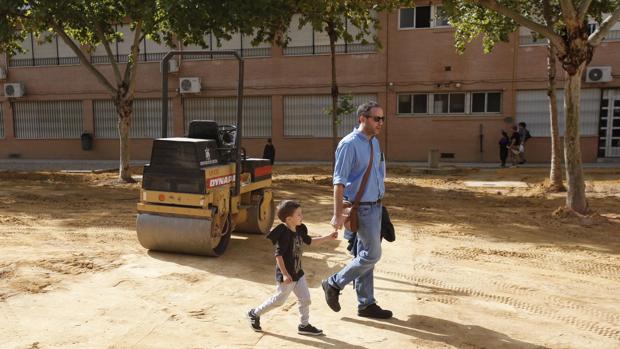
[207,174,235,188]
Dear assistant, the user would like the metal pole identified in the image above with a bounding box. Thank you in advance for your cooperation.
[235,59,244,196]
[160,50,241,139]
[161,52,172,138]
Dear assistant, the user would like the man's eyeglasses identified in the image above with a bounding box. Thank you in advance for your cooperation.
[367,115,385,123]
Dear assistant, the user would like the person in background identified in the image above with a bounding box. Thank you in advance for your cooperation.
[517,122,531,164]
[509,125,522,167]
[499,130,510,168]
[263,138,276,165]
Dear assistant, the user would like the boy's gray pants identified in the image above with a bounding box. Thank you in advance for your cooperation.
[254,275,311,326]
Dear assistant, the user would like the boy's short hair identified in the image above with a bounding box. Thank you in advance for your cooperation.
[519,122,527,127]
[276,200,301,222]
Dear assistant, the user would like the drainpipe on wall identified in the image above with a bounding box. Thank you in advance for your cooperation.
[479,123,484,162]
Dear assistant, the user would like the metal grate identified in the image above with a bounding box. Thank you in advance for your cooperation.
[283,43,375,56]
[93,99,173,138]
[283,94,378,137]
[183,96,271,137]
[8,32,80,67]
[516,89,600,137]
[13,100,83,139]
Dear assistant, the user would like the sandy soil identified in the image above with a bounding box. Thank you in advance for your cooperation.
[0,166,619,349]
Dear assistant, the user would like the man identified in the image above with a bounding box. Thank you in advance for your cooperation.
[321,101,391,319]
[517,122,531,164]
[263,138,276,165]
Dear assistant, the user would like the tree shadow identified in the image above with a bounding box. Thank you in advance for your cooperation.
[341,315,550,349]
[373,275,467,297]
[147,232,344,287]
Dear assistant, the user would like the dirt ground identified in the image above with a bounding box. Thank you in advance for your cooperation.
[0,165,619,349]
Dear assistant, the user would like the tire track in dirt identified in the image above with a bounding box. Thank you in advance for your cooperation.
[433,247,620,281]
[372,267,620,341]
[373,258,620,325]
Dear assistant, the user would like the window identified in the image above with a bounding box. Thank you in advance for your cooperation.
[398,95,412,114]
[183,32,272,59]
[450,93,465,113]
[472,92,501,113]
[9,32,80,67]
[413,94,428,113]
[94,99,174,138]
[400,6,450,29]
[184,96,272,137]
[433,94,449,113]
[434,6,450,27]
[284,94,377,137]
[284,14,376,56]
[433,93,464,113]
[398,92,503,115]
[400,6,431,29]
[14,100,83,139]
[397,94,429,114]
[516,89,600,136]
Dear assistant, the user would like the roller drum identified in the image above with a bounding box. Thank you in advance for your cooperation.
[137,213,230,256]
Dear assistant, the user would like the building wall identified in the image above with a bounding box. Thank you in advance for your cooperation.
[1,4,620,163]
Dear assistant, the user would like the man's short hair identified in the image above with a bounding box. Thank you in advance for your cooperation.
[276,200,301,222]
[357,101,381,117]
[518,122,527,128]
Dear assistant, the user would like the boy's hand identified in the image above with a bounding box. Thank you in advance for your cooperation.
[283,274,293,284]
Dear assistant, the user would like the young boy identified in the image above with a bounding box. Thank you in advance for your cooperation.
[247,200,337,335]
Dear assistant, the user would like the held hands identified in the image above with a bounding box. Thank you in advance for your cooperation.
[328,231,338,240]
[330,213,347,230]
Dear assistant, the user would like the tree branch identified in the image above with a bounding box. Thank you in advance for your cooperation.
[577,0,593,22]
[94,23,122,86]
[473,0,567,56]
[589,6,620,46]
[559,0,577,22]
[51,23,116,95]
[123,20,143,101]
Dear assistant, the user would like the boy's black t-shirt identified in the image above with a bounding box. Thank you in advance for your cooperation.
[266,223,312,282]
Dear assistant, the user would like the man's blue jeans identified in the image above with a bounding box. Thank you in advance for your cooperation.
[329,203,382,309]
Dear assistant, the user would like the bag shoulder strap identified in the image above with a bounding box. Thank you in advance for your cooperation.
[352,137,374,208]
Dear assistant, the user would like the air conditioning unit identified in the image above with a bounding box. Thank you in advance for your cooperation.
[160,59,179,74]
[586,66,612,83]
[4,82,25,98]
[179,77,201,93]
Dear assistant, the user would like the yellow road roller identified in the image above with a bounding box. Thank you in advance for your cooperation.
[136,50,274,256]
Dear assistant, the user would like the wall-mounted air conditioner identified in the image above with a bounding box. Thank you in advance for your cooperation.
[586,66,612,83]
[4,82,24,97]
[179,77,201,93]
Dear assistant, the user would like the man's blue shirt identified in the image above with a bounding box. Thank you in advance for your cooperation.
[333,128,385,202]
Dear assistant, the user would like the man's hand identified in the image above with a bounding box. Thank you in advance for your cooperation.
[283,274,292,285]
[331,214,346,230]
